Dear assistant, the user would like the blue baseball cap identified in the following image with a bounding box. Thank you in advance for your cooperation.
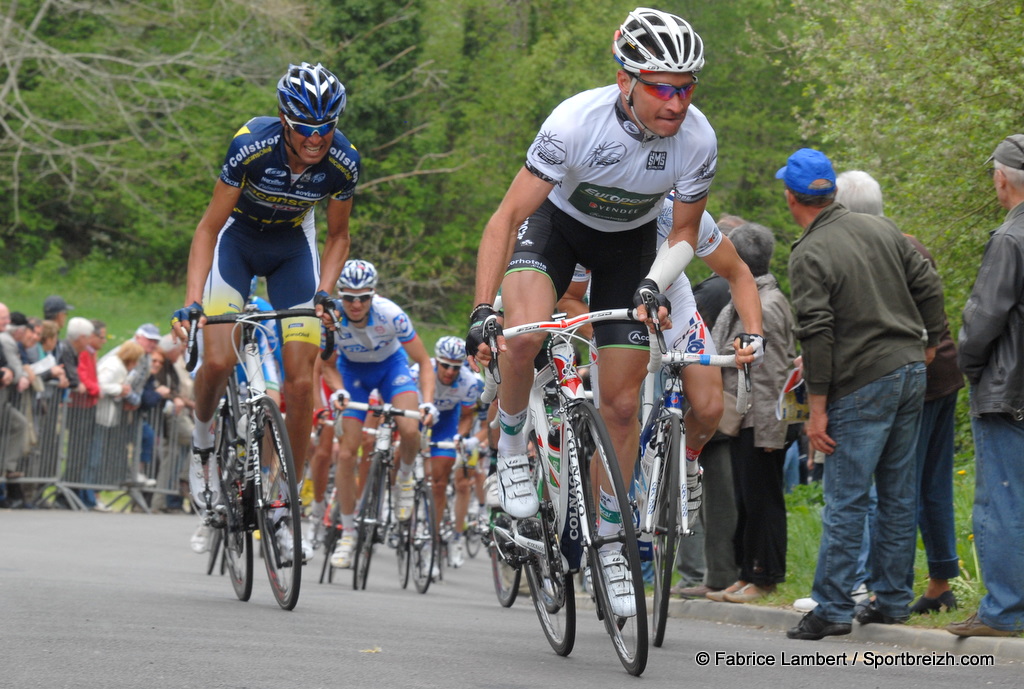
[775,148,837,196]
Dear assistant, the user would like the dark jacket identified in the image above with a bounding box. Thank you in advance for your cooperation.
[788,203,946,402]
[958,200,1024,418]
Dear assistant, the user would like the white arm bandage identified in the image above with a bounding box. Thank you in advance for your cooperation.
[645,239,696,291]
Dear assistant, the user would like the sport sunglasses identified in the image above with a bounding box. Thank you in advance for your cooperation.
[634,74,698,101]
[339,291,374,303]
[283,114,338,138]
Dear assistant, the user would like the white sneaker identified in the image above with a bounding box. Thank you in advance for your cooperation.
[188,447,220,513]
[598,551,636,618]
[331,533,356,568]
[483,474,500,509]
[450,539,465,569]
[395,473,415,521]
[190,524,213,554]
[793,596,818,612]
[496,453,537,518]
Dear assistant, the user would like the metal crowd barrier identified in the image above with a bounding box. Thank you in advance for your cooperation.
[0,385,191,513]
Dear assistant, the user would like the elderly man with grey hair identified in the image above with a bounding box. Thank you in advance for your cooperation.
[948,134,1024,637]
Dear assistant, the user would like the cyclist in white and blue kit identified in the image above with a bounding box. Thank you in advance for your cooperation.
[412,336,483,568]
[326,260,437,569]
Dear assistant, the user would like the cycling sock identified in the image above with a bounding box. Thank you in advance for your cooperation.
[497,406,529,457]
[497,405,528,436]
[397,463,413,480]
[597,488,621,554]
[685,446,701,476]
[192,413,214,450]
[341,513,355,532]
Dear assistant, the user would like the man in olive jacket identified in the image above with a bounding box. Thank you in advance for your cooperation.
[947,134,1024,638]
[778,148,945,641]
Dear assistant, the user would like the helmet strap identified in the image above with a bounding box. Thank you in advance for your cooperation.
[624,77,657,143]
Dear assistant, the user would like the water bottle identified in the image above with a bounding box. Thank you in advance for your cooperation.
[634,437,655,561]
[546,422,561,499]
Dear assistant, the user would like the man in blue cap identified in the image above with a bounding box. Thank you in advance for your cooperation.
[778,148,946,640]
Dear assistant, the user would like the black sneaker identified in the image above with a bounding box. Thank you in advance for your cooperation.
[786,611,852,640]
[855,600,908,625]
[910,590,957,615]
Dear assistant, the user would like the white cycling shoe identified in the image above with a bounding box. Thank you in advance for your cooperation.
[330,533,356,569]
[496,453,537,518]
[188,446,221,515]
[597,551,637,618]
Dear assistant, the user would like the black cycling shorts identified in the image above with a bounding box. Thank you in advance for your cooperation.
[506,199,657,348]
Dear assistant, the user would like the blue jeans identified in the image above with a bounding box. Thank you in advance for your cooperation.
[908,391,960,585]
[971,406,1024,631]
[811,363,925,623]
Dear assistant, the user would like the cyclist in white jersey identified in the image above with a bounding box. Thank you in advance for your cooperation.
[467,8,764,617]
[325,260,437,569]
[411,337,483,568]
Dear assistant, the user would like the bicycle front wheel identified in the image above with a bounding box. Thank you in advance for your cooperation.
[571,401,648,676]
[410,482,437,594]
[353,453,386,591]
[252,397,303,611]
[651,413,681,648]
[217,404,252,601]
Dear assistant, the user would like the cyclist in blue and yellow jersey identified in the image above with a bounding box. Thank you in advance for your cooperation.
[412,336,483,568]
[171,62,358,563]
[467,9,764,618]
[324,260,437,570]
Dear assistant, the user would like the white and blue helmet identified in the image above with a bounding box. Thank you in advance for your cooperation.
[337,259,378,291]
[435,335,466,363]
[277,62,346,122]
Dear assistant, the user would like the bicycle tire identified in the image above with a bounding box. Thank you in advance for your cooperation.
[353,452,385,591]
[410,483,437,594]
[651,413,681,648]
[206,526,223,576]
[489,524,522,607]
[464,522,482,558]
[571,401,649,676]
[396,519,411,589]
[252,397,303,611]
[320,523,341,584]
[217,400,252,602]
[525,500,576,656]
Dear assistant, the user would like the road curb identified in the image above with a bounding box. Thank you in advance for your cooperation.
[666,599,1024,662]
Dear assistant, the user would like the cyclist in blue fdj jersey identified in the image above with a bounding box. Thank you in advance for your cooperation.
[412,336,483,568]
[467,9,764,617]
[172,62,358,562]
[325,260,437,570]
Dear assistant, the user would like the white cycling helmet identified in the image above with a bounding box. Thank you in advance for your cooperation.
[337,259,378,291]
[613,7,704,74]
[435,335,466,363]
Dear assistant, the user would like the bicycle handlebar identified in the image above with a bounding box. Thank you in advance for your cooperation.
[342,401,423,421]
[184,307,336,373]
[480,307,641,405]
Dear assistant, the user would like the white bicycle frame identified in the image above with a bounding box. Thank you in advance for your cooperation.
[638,338,749,536]
[482,308,638,572]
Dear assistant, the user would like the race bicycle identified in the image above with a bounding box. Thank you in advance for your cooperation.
[185,305,334,610]
[481,307,649,676]
[634,305,749,647]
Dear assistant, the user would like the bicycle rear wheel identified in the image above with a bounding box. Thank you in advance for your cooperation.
[410,482,437,594]
[217,404,252,602]
[206,526,223,576]
[353,453,385,591]
[465,520,483,558]
[252,397,303,611]
[396,519,412,589]
[651,413,681,648]
[525,501,576,656]
[489,523,522,608]
[571,401,648,676]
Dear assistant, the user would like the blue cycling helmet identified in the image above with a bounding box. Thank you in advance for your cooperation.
[435,336,467,363]
[337,259,378,291]
[277,62,346,122]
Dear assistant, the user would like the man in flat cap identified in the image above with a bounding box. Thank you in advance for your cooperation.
[43,296,73,330]
[948,134,1024,638]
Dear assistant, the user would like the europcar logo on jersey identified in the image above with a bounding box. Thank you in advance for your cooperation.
[646,151,667,170]
[567,184,662,222]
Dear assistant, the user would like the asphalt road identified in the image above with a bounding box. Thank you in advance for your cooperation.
[1,510,1019,688]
